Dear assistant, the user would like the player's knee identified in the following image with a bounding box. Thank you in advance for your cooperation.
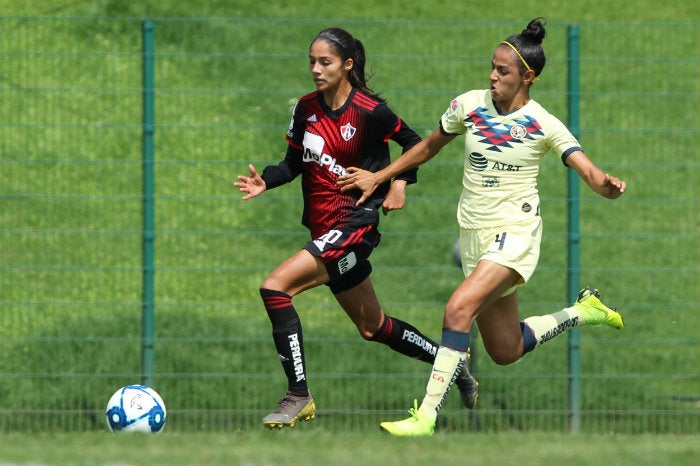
[260,276,273,291]
[486,347,521,365]
[359,329,375,340]
[358,322,381,340]
[260,273,285,293]
[444,302,477,330]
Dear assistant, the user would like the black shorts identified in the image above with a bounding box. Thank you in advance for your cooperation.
[303,224,381,294]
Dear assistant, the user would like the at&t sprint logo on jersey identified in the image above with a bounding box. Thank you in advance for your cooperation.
[302,131,347,175]
[468,152,489,171]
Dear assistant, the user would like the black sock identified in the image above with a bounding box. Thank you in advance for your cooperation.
[369,315,438,364]
[260,288,309,397]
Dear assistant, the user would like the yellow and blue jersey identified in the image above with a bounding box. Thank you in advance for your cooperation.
[440,89,582,228]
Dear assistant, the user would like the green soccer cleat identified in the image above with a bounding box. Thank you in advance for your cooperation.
[262,391,316,429]
[380,400,435,437]
[573,286,624,329]
[454,349,479,410]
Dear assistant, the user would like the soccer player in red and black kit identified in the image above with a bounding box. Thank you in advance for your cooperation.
[234,27,478,429]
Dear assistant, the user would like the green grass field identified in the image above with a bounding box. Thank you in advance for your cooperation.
[3,0,699,22]
[0,430,698,466]
[1,0,698,453]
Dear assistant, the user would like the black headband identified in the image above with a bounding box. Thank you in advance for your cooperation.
[317,32,354,60]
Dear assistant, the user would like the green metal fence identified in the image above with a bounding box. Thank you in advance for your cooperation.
[1,17,698,433]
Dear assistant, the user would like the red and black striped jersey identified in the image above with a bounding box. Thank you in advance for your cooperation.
[261,88,420,238]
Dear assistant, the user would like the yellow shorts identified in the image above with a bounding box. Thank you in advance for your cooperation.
[458,216,543,296]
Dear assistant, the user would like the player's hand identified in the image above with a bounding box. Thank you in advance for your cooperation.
[602,172,626,199]
[234,164,266,200]
[337,167,381,206]
[381,179,407,214]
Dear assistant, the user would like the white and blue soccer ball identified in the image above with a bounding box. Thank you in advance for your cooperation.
[105,385,167,433]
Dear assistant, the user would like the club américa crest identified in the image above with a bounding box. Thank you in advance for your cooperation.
[509,124,527,139]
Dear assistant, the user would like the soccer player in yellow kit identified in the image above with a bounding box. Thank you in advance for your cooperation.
[337,17,627,436]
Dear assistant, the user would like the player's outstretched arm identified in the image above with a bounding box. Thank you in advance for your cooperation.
[338,130,455,206]
[566,151,626,199]
[234,164,267,200]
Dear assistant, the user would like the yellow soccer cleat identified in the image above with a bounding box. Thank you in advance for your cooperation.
[380,400,435,437]
[574,286,624,329]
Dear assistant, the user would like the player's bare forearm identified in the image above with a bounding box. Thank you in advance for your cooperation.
[566,151,626,199]
[337,131,453,205]
[581,169,626,199]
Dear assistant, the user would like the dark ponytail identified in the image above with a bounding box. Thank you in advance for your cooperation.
[502,17,547,79]
[312,27,385,102]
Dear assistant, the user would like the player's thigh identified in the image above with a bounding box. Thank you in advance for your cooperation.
[262,249,329,295]
[459,218,542,296]
[444,260,519,330]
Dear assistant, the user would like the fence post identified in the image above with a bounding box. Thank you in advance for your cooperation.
[566,23,582,434]
[141,20,156,388]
